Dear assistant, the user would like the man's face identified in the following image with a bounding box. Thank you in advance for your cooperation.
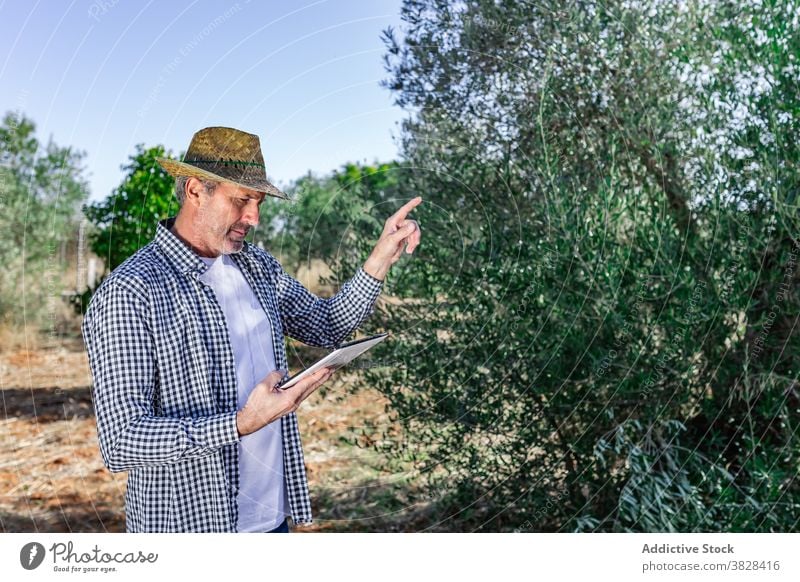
[193,180,265,256]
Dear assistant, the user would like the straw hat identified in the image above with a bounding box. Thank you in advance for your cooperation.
[156,126,289,200]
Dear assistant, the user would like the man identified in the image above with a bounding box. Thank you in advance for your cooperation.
[81,126,421,532]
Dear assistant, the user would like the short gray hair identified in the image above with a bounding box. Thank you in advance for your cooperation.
[175,176,218,205]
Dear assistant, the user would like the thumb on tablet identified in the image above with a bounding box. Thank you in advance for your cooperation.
[265,369,288,389]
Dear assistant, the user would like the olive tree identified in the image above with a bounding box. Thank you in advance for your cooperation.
[336,0,800,531]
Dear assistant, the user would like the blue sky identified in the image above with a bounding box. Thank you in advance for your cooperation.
[0,0,406,201]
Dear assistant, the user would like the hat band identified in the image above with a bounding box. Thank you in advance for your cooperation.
[184,158,266,169]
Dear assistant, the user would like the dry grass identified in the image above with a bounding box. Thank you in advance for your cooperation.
[294,259,335,295]
[0,415,126,532]
[0,324,41,355]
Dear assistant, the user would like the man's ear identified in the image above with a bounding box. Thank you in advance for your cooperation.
[184,177,206,207]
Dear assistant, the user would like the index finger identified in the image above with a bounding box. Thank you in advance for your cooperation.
[390,196,423,222]
[305,367,331,381]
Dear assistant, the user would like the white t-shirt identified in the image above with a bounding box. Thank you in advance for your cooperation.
[199,253,289,532]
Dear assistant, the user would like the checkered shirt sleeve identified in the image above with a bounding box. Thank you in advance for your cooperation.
[82,279,240,473]
[273,261,385,348]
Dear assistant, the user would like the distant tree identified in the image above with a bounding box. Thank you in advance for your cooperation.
[83,144,178,273]
[0,111,88,325]
[255,162,402,272]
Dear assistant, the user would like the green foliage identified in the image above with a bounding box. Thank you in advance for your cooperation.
[83,144,178,273]
[254,162,402,271]
[325,0,800,532]
[0,111,88,326]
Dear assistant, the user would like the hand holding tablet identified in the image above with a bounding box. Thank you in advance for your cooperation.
[236,366,332,436]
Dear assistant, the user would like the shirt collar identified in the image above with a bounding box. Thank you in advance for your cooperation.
[155,216,253,275]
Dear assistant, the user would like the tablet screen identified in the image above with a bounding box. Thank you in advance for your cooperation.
[279,333,389,390]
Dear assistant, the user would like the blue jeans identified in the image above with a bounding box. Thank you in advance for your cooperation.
[267,518,289,533]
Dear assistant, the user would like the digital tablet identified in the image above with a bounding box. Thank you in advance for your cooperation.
[277,333,389,390]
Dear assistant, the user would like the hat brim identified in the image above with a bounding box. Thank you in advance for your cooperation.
[155,157,290,201]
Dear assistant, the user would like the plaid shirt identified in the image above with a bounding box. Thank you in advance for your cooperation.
[81,217,383,532]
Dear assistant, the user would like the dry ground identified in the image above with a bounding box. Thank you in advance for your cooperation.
[0,336,438,533]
